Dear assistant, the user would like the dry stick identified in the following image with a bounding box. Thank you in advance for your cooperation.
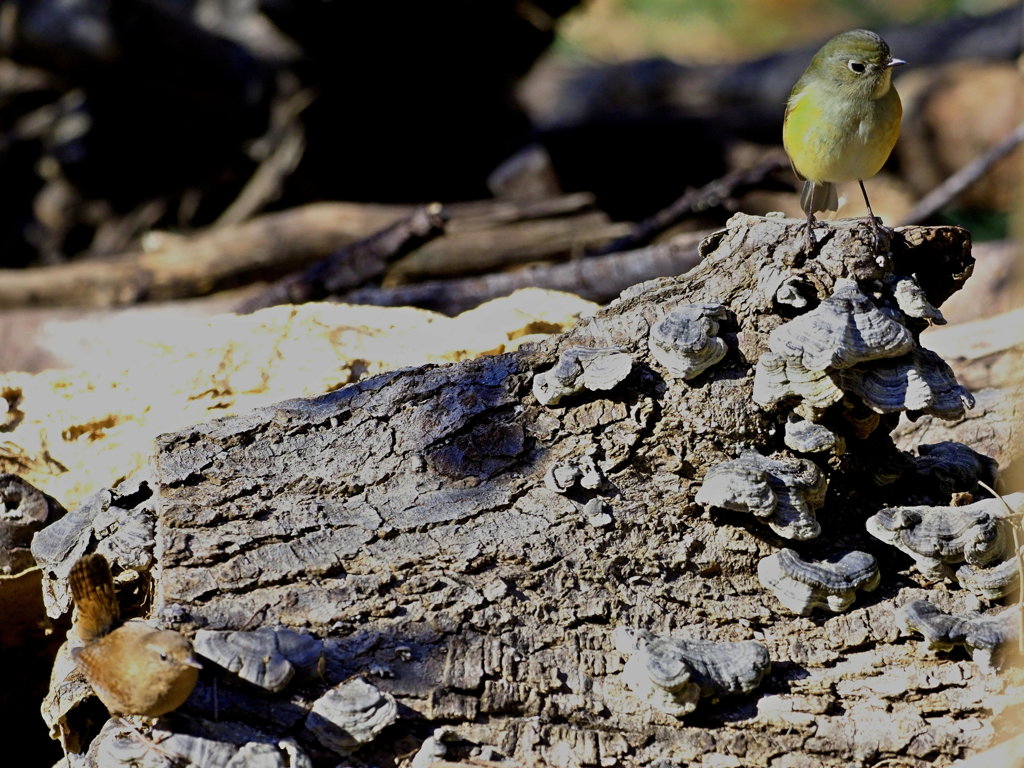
[214,84,316,228]
[343,231,707,315]
[0,195,597,309]
[899,121,1024,226]
[590,152,791,256]
[238,203,448,313]
[443,192,596,226]
[389,211,629,282]
[0,202,415,308]
[976,479,1024,655]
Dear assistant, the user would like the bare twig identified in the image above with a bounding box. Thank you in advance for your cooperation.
[344,231,707,315]
[0,196,607,309]
[214,80,316,228]
[238,203,448,312]
[0,202,414,308]
[590,152,790,255]
[899,121,1024,226]
[443,192,596,226]
[389,211,630,282]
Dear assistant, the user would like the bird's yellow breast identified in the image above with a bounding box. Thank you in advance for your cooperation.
[783,82,901,184]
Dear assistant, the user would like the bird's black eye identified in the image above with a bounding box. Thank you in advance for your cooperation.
[848,60,866,74]
[159,652,169,662]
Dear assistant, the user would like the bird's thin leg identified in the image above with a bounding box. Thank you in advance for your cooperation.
[859,180,885,250]
[804,182,818,252]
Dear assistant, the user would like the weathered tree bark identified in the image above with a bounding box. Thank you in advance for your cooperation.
[38,215,1020,767]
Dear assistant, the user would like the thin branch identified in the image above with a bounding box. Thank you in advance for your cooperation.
[899,121,1024,226]
[238,203,448,313]
[0,202,414,308]
[590,152,790,255]
[213,82,316,228]
[343,231,707,315]
[0,196,601,309]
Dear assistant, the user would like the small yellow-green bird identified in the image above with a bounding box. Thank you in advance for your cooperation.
[783,29,904,250]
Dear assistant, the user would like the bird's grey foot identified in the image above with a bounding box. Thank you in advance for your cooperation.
[804,215,819,254]
[865,215,890,252]
[115,717,178,759]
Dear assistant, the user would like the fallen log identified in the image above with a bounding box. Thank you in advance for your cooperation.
[36,215,1020,767]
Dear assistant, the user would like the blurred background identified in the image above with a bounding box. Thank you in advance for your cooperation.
[0,0,1019,271]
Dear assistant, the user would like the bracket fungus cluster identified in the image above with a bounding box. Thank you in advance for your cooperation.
[304,678,398,755]
[753,278,916,420]
[695,257,999,635]
[195,627,325,693]
[647,302,730,380]
[532,346,633,406]
[866,493,1024,602]
[902,600,1018,671]
[751,277,972,426]
[757,548,880,616]
[695,451,825,540]
[618,630,771,717]
[865,497,1014,581]
[88,720,311,768]
[193,629,395,757]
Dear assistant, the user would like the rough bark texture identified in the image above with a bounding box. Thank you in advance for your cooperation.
[40,215,1021,767]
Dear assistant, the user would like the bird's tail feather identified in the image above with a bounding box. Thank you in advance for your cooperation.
[800,181,839,214]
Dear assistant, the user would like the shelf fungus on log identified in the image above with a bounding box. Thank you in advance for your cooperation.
[912,442,999,500]
[532,346,633,406]
[865,497,1017,580]
[901,599,1018,670]
[619,630,771,717]
[194,627,325,693]
[695,451,826,540]
[304,678,398,756]
[767,279,915,371]
[753,278,915,420]
[838,347,975,420]
[757,548,880,616]
[955,550,1023,601]
[783,417,845,455]
[35,215,1002,764]
[647,302,729,380]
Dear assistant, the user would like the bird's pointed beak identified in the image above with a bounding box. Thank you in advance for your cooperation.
[886,57,906,68]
